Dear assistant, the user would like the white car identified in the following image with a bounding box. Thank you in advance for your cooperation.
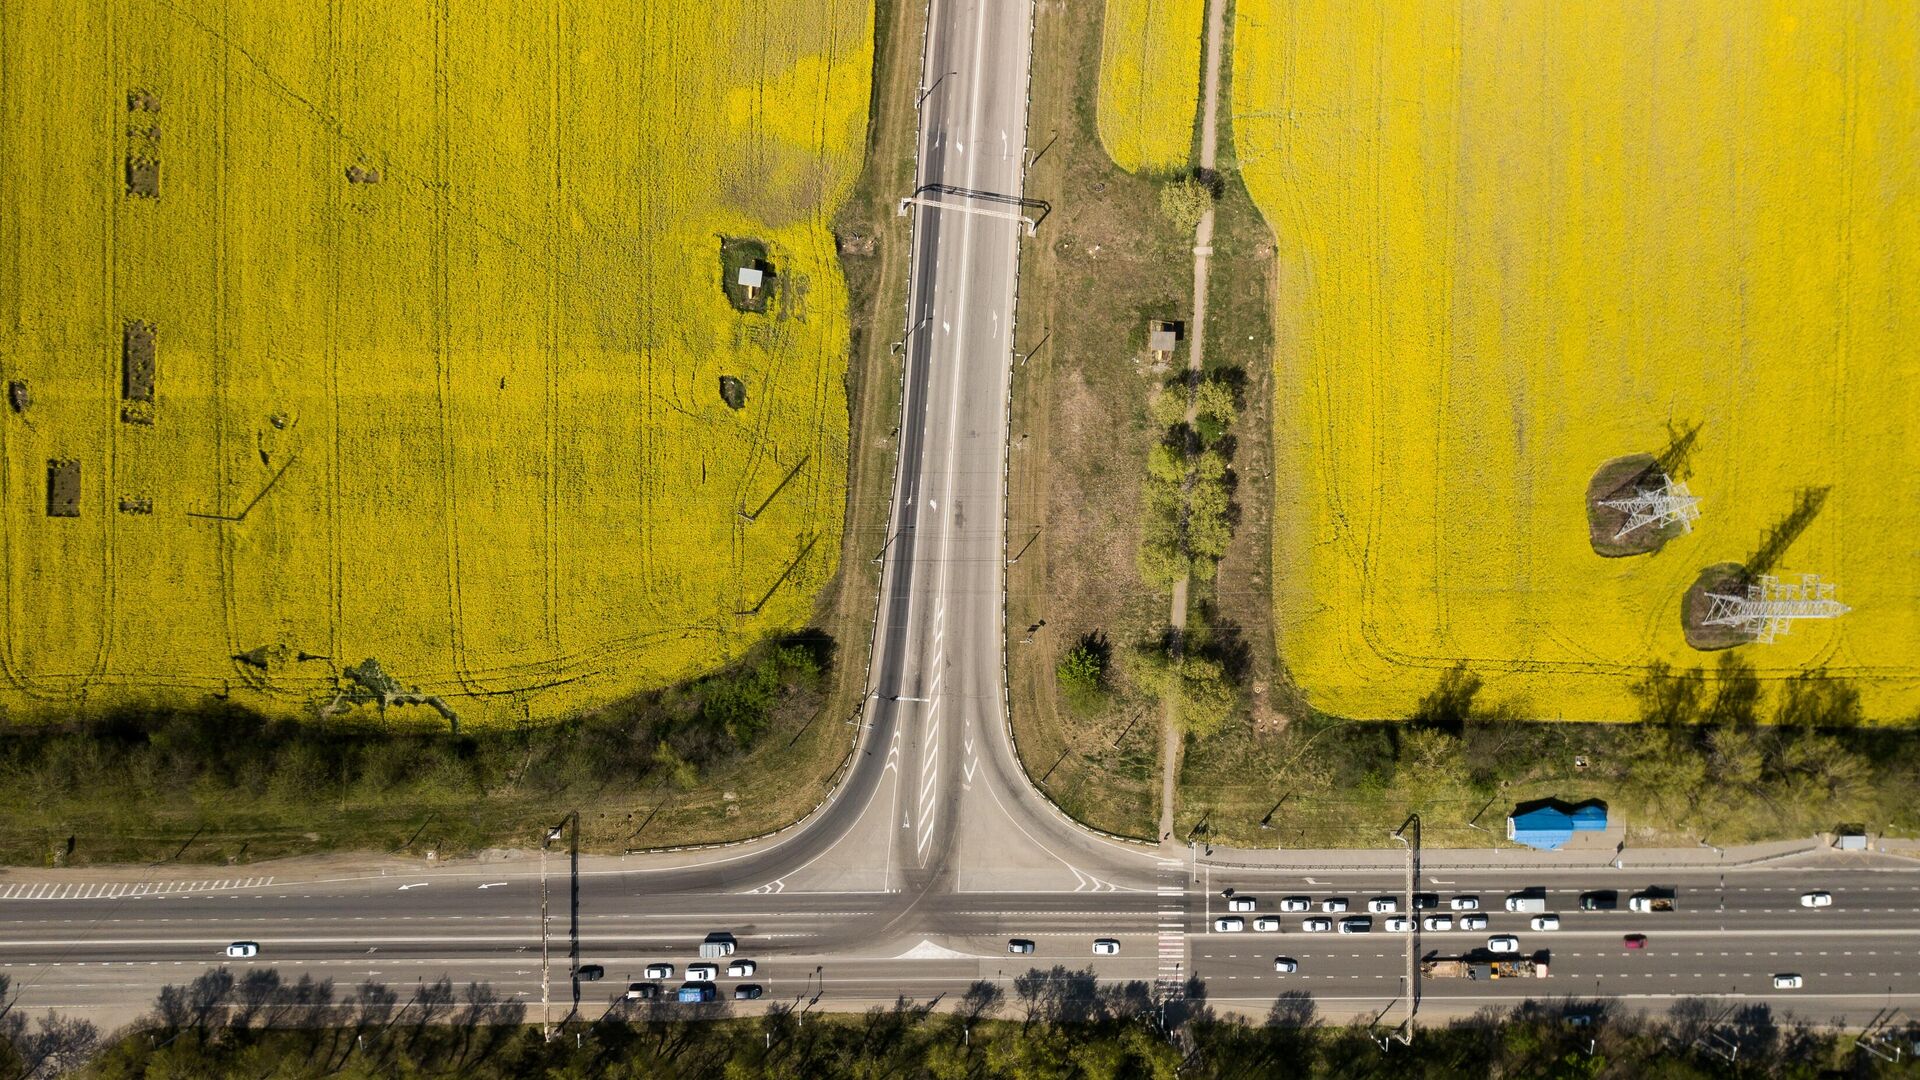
[224,942,259,959]
[1460,914,1489,931]
[1384,916,1414,933]
[1338,916,1372,935]
[1423,914,1452,932]
[1273,957,1298,973]
[1367,897,1398,913]
[1450,896,1481,911]
[1772,973,1804,989]
[1281,896,1312,913]
[1321,898,1349,913]
[1302,917,1333,933]
[1213,917,1245,933]
[687,963,718,981]
[1530,915,1561,931]
[1800,891,1833,908]
[1092,938,1121,955]
[1253,916,1281,932]
[644,963,674,980]
[726,960,756,978]
[1227,897,1257,913]
[1487,935,1521,954]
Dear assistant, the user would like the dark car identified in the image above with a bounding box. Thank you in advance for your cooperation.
[574,965,605,982]
[1411,893,1440,911]
[1581,890,1619,911]
[1623,934,1647,950]
[1008,939,1036,954]
[733,984,764,1001]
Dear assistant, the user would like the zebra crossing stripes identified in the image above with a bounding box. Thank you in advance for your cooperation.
[1155,859,1189,996]
[0,876,274,901]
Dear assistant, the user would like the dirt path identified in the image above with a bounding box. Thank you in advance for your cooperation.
[1161,0,1231,852]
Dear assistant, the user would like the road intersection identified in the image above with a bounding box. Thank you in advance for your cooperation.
[5,0,1920,1036]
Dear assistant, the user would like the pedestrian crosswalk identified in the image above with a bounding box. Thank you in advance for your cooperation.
[0,876,274,901]
[1155,859,1189,997]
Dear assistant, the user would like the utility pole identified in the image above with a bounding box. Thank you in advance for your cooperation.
[540,820,565,1041]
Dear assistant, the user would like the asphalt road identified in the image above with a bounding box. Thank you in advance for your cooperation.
[5,0,1920,1037]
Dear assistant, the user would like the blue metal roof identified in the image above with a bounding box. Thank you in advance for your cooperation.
[1506,801,1608,850]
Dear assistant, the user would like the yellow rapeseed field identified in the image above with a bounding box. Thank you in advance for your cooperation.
[1239,1,1920,721]
[0,0,872,726]
[1096,0,1204,173]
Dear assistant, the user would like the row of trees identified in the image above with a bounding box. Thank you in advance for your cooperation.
[1184,659,1920,849]
[0,638,830,863]
[6,967,1911,1078]
[1137,377,1238,590]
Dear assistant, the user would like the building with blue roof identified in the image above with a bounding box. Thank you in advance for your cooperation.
[1506,799,1608,850]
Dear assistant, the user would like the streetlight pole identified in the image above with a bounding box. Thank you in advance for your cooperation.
[916,71,958,109]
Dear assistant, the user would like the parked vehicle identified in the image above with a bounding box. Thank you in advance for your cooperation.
[1368,897,1398,913]
[1281,896,1313,913]
[1423,914,1452,932]
[1486,935,1521,954]
[1580,890,1618,912]
[1093,938,1121,955]
[727,960,756,977]
[699,933,738,958]
[1253,916,1281,932]
[1460,914,1489,931]
[1213,917,1245,933]
[1303,917,1333,933]
[1227,897,1257,912]
[1628,887,1678,913]
[1800,891,1833,908]
[645,963,674,980]
[1530,915,1561,931]
[1008,939,1035,954]
[1338,916,1373,935]
[1450,896,1481,911]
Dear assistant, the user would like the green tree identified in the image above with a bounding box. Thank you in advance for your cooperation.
[1193,378,1237,427]
[1148,385,1189,428]
[1158,176,1213,233]
[1129,649,1239,739]
[1056,634,1111,712]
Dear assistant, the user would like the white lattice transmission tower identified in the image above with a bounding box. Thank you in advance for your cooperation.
[1703,573,1851,644]
[1599,475,1701,540]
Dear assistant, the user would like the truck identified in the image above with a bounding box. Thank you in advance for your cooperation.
[1628,886,1678,913]
[1421,958,1551,980]
[1504,892,1548,914]
[698,932,737,958]
[1579,889,1619,912]
[676,982,717,1003]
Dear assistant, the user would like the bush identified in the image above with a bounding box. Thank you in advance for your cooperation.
[1158,177,1213,233]
[1056,634,1111,712]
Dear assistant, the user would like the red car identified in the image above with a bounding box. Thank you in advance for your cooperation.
[1623,934,1647,950]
